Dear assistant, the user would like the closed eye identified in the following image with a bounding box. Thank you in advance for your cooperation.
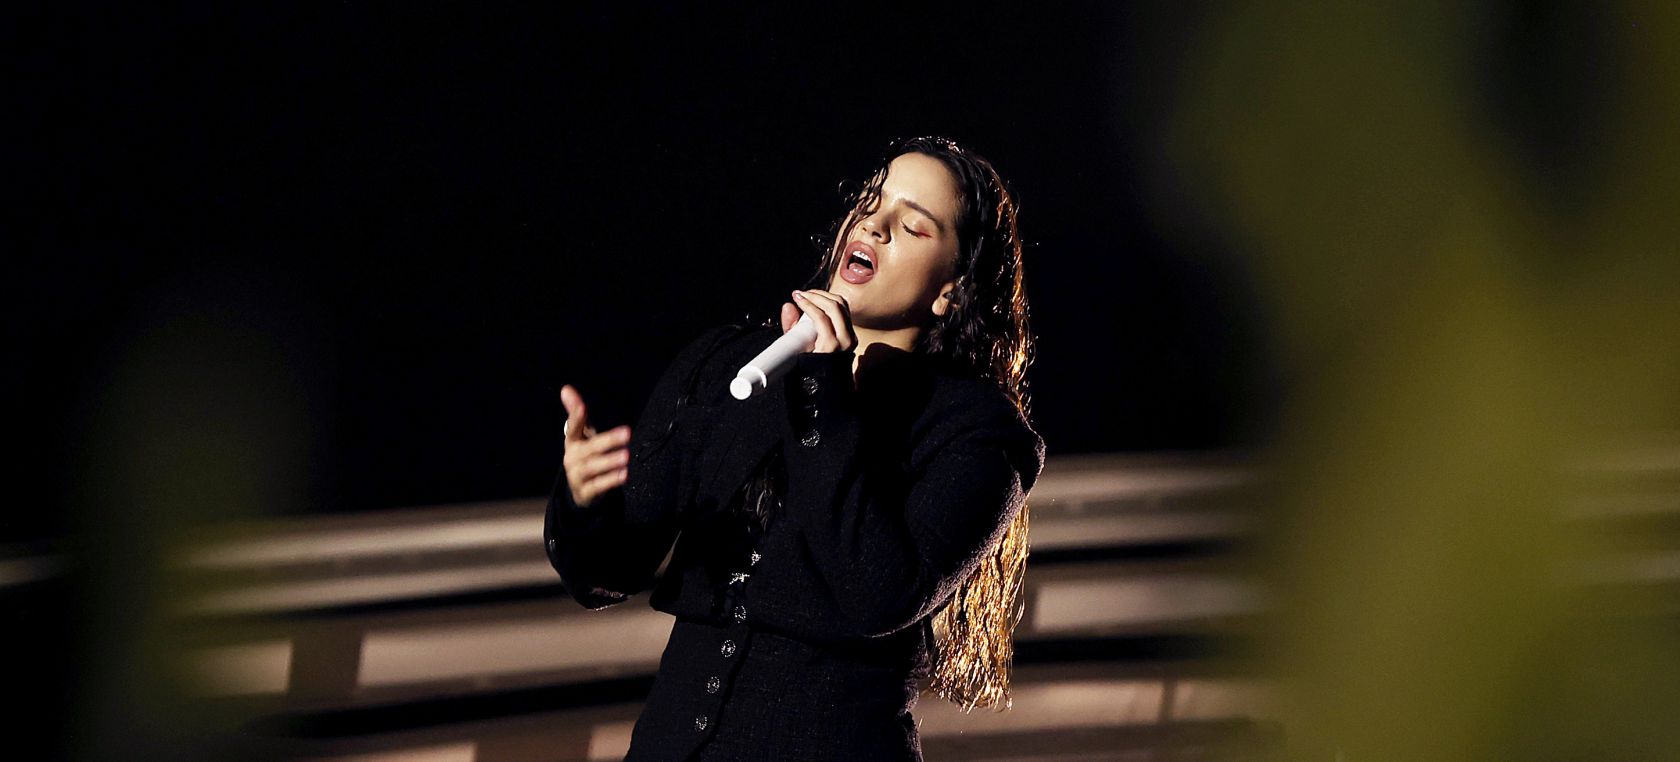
[902,224,927,238]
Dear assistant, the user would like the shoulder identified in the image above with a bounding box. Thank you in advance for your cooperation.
[645,323,784,406]
[663,323,778,376]
[921,367,1047,490]
[674,322,770,358]
[694,322,782,359]
[932,373,1042,450]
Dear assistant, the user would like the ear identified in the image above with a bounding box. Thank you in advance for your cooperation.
[931,278,959,318]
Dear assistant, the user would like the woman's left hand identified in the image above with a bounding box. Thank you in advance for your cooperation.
[782,289,857,354]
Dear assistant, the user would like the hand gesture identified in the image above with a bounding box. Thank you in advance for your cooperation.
[559,384,631,508]
[782,289,856,354]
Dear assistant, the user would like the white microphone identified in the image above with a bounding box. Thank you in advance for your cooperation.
[730,314,817,400]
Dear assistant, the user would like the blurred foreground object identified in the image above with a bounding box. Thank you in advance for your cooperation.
[1162,2,1680,759]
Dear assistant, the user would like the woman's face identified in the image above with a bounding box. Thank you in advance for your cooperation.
[828,152,963,331]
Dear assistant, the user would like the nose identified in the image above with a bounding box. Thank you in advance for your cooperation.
[860,212,889,242]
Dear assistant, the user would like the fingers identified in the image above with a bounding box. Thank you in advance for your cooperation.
[780,302,799,334]
[798,289,853,332]
[790,291,835,351]
[573,446,630,488]
[791,289,855,353]
[560,385,593,442]
[564,424,631,463]
[563,423,632,507]
[574,464,630,507]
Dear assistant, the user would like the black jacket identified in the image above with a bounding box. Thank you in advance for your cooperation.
[545,323,1045,761]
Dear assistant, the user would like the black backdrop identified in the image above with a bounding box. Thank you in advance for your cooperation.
[10,3,1274,541]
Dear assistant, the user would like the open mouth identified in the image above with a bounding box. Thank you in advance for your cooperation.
[839,245,876,285]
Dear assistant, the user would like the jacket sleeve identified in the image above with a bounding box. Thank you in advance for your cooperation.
[544,325,740,609]
[746,350,1045,643]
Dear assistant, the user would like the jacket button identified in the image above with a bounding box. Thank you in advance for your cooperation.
[720,639,737,658]
[694,715,709,731]
[546,539,556,553]
[729,572,751,585]
[706,675,721,694]
[750,550,761,566]
[734,605,747,623]
[800,430,821,447]
[802,376,819,395]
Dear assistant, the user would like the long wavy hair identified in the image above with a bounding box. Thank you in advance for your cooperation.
[806,136,1036,711]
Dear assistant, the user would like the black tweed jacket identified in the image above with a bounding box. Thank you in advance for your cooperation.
[544,323,1044,761]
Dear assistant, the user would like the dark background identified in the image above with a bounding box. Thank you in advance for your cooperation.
[10,3,1275,542]
[11,4,1678,761]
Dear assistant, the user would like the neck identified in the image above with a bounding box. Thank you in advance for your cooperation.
[850,324,922,380]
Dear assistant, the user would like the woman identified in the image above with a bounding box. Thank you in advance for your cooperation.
[545,136,1043,760]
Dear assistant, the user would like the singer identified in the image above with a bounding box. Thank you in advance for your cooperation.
[545,136,1043,761]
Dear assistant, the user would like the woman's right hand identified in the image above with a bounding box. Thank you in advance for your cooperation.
[783,289,856,353]
[560,384,632,508]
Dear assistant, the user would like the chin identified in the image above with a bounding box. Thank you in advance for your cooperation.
[827,276,860,297]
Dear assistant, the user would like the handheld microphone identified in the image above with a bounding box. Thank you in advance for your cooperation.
[730,314,817,400]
